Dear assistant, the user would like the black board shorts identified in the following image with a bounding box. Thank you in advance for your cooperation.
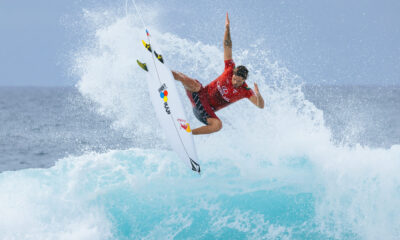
[191,92,212,125]
[185,81,219,125]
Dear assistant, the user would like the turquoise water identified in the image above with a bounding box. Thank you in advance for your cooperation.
[1,145,400,239]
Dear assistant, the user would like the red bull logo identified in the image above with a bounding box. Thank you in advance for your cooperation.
[177,119,191,133]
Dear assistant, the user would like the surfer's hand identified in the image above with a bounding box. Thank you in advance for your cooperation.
[254,83,260,95]
[252,83,265,108]
[225,12,230,28]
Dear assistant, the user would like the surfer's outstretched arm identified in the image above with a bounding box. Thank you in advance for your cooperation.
[224,12,233,61]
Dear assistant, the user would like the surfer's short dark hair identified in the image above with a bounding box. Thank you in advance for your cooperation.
[234,65,249,80]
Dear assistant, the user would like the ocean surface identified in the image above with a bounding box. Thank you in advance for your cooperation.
[1,85,399,239]
[1,86,399,173]
[1,9,400,240]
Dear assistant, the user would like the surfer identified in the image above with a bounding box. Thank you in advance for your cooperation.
[172,13,265,135]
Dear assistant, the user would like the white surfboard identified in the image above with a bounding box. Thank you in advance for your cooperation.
[138,40,201,173]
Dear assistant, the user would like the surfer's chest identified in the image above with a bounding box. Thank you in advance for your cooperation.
[216,81,242,102]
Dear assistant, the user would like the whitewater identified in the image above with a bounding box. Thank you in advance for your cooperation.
[1,5,400,240]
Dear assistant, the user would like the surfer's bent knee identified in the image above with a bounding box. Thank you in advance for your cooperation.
[207,118,223,132]
[190,83,201,93]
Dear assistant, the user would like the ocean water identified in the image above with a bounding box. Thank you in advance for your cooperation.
[1,9,400,240]
[0,87,134,172]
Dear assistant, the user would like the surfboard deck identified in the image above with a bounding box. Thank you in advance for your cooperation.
[138,40,201,173]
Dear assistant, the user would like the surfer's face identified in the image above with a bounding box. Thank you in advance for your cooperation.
[232,74,245,87]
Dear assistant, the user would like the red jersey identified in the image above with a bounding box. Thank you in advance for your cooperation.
[205,60,255,111]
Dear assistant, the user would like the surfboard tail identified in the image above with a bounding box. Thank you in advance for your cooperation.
[190,158,201,174]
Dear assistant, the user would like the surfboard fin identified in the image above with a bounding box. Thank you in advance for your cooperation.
[137,60,148,71]
[154,51,164,63]
[190,158,201,174]
[141,40,164,63]
[142,40,152,52]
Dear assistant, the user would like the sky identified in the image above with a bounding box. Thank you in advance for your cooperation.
[0,0,399,86]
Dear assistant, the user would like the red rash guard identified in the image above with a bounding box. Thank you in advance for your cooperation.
[205,60,255,111]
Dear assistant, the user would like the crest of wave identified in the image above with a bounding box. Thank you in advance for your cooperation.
[72,9,330,160]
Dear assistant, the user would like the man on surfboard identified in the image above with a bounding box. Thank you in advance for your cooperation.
[172,13,265,135]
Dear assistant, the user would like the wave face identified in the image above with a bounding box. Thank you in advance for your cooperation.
[1,4,400,240]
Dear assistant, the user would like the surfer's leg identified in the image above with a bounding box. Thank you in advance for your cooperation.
[192,118,222,135]
[172,71,201,92]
